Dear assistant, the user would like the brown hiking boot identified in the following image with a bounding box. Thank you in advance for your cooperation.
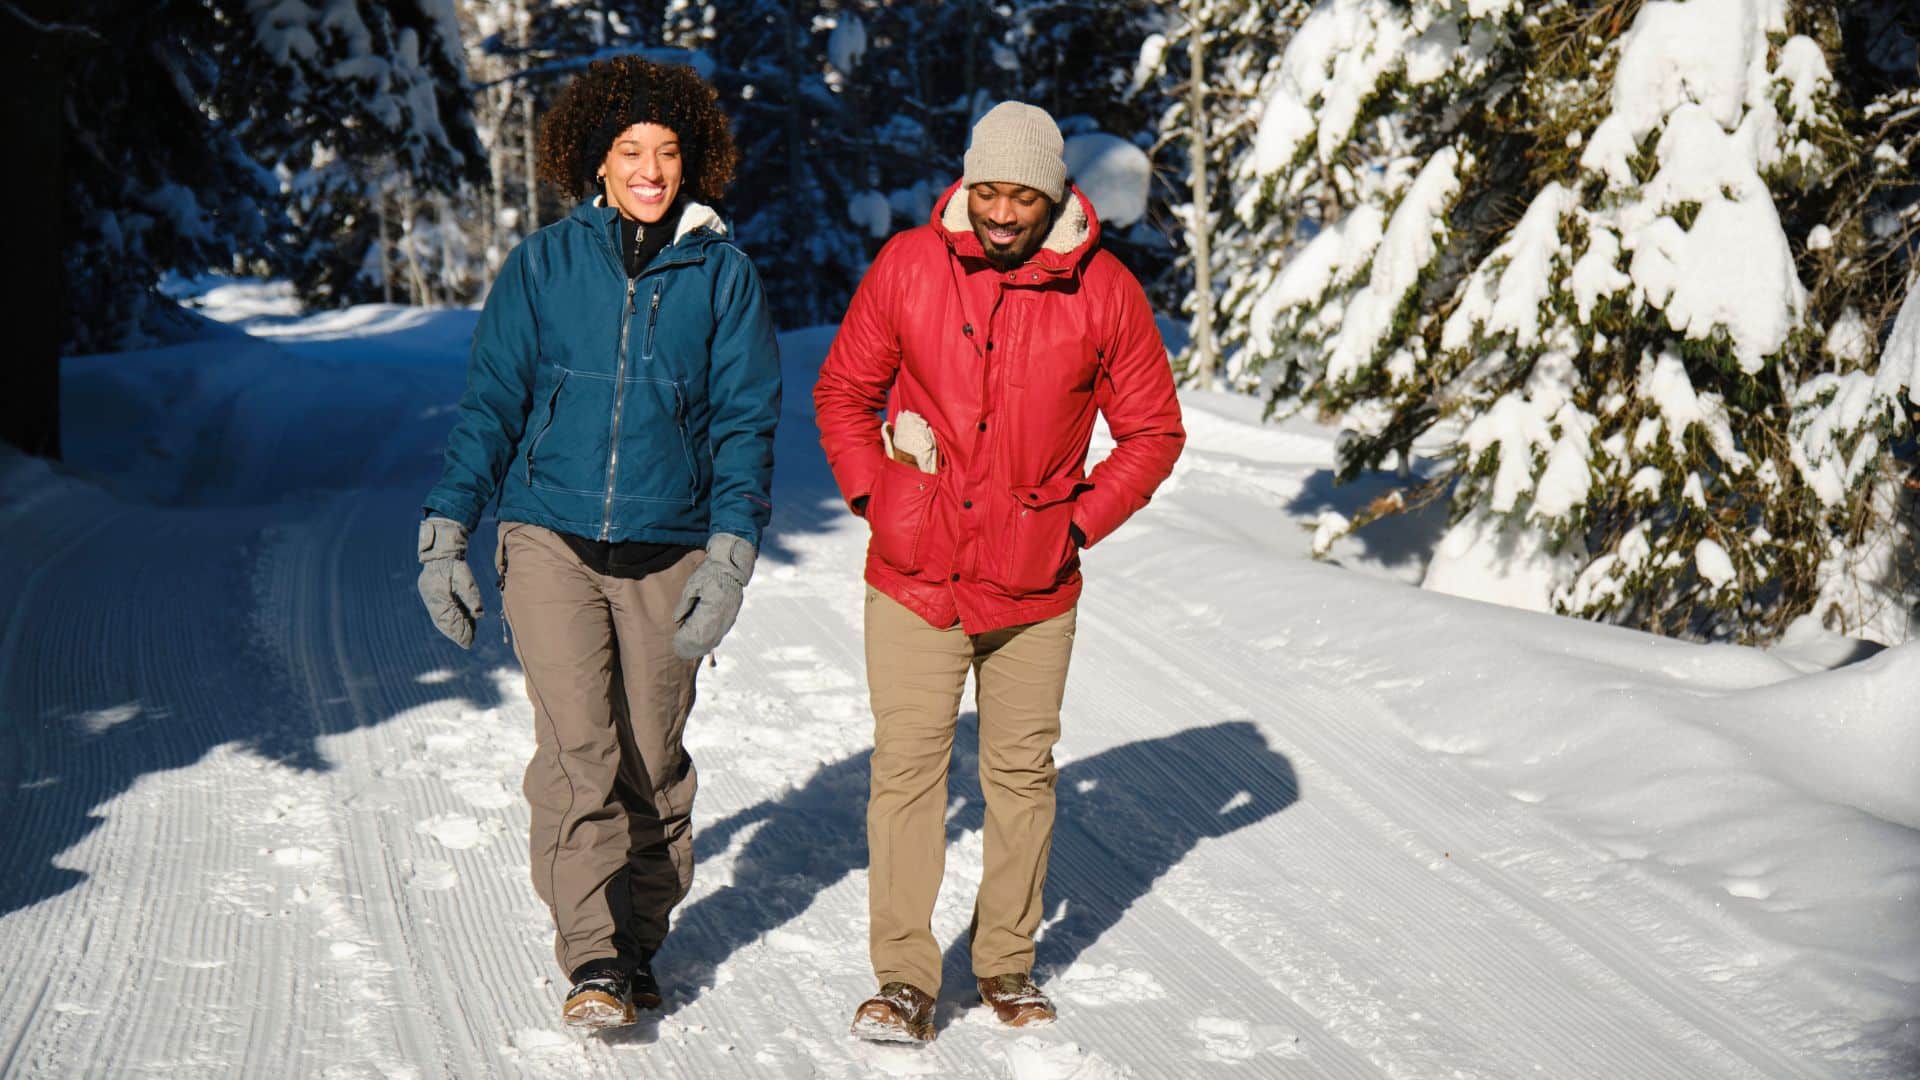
[978,972,1055,1027]
[849,981,936,1043]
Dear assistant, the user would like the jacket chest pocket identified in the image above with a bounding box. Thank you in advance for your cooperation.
[641,283,664,360]
[1007,335,1100,396]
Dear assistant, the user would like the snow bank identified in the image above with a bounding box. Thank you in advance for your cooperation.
[1716,641,1920,829]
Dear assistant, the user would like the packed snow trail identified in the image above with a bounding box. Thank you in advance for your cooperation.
[0,302,1912,1078]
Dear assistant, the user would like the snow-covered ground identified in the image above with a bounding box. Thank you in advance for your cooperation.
[1,287,1915,1078]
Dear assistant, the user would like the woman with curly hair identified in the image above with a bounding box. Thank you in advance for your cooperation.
[413,57,779,1029]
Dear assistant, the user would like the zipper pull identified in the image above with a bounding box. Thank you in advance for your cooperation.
[651,289,662,314]
[626,279,637,310]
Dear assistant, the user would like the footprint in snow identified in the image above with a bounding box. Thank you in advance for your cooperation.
[1047,962,1168,1006]
[415,813,491,850]
[450,778,515,810]
[993,1035,1130,1079]
[503,1027,582,1067]
[1193,1018,1305,1064]
[847,1038,945,1076]
[1193,1016,1255,1062]
[406,859,459,891]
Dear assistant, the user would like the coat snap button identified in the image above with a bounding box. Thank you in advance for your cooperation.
[950,573,960,582]
[977,422,987,432]
[963,499,973,509]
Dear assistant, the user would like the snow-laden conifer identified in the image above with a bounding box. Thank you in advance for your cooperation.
[1150,2,1303,384]
[1229,0,1917,643]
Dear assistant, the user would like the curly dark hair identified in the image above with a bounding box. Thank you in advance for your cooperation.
[536,57,738,203]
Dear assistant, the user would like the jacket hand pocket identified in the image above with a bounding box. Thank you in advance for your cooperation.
[523,369,567,485]
[868,457,938,574]
[1002,476,1091,595]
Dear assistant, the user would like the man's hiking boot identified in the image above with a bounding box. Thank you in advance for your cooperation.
[562,966,637,1029]
[849,981,936,1043]
[978,972,1055,1027]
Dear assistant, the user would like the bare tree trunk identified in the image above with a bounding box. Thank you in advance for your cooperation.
[401,183,432,306]
[520,0,539,232]
[1186,15,1217,384]
[486,82,507,292]
[378,180,394,305]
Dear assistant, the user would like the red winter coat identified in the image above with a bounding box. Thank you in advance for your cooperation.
[814,181,1185,633]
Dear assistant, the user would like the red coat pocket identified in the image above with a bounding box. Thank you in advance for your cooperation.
[1000,475,1091,595]
[868,457,939,574]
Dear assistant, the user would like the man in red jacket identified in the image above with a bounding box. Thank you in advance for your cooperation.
[815,101,1185,1042]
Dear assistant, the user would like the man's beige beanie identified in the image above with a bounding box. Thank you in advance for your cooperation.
[962,101,1067,203]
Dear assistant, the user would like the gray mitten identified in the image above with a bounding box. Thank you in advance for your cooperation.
[671,533,756,660]
[417,516,484,649]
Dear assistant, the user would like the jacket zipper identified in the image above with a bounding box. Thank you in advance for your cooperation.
[643,285,662,357]
[601,277,638,540]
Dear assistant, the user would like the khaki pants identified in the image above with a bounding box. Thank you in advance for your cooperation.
[498,523,702,979]
[863,585,1077,996]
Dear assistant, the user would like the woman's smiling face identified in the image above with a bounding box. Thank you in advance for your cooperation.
[600,123,683,223]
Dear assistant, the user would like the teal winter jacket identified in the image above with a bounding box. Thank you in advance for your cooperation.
[424,198,780,547]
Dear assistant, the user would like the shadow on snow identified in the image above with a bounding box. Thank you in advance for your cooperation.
[0,325,844,917]
[661,715,1298,1021]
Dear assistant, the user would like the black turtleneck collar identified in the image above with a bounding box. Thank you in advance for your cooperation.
[618,198,687,278]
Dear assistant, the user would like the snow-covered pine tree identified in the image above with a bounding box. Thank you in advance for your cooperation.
[1790,1,1920,641]
[59,0,482,348]
[1233,0,1918,644]
[456,0,534,293]
[61,2,283,352]
[1148,2,1303,383]
[227,0,484,309]
[1228,0,1522,420]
